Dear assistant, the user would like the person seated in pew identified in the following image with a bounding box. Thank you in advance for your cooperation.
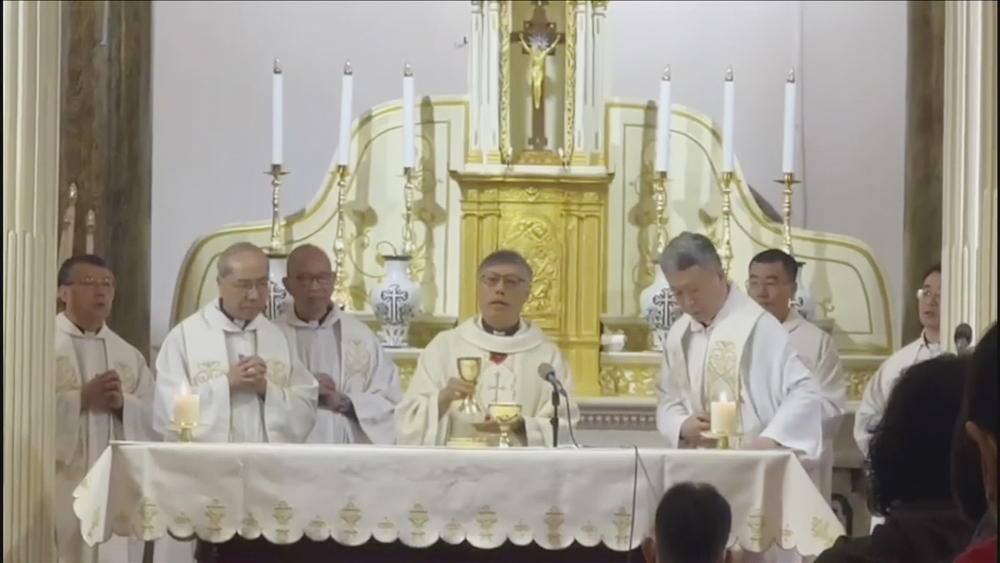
[395,249,576,446]
[276,244,401,445]
[641,482,733,563]
[815,355,979,563]
[748,249,847,500]
[153,242,318,443]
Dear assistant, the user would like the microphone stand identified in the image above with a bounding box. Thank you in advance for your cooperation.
[551,387,561,448]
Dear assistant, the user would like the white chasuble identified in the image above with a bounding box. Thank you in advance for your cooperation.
[395,317,577,447]
[783,309,848,500]
[656,286,823,459]
[276,307,402,445]
[854,332,941,456]
[153,301,317,443]
[54,313,158,563]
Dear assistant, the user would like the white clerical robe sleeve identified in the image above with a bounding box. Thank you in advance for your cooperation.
[261,355,318,443]
[854,362,893,457]
[655,355,692,449]
[121,361,157,441]
[522,353,576,447]
[344,345,402,445]
[814,334,848,439]
[753,319,824,458]
[152,329,231,442]
[55,389,84,464]
[395,338,449,446]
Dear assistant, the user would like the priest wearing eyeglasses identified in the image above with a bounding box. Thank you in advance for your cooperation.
[395,250,576,447]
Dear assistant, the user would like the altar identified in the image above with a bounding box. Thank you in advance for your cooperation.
[73,442,844,561]
[164,0,898,536]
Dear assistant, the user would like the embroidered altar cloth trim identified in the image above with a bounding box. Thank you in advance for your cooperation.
[73,442,843,555]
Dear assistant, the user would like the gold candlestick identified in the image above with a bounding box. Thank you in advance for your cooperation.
[719,171,736,277]
[651,171,670,256]
[332,165,351,308]
[774,172,801,255]
[401,167,418,258]
[266,164,289,254]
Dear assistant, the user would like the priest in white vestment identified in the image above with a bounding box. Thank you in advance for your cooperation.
[276,244,401,444]
[855,264,942,456]
[748,249,847,500]
[153,242,317,443]
[53,255,182,563]
[655,233,823,458]
[396,250,576,447]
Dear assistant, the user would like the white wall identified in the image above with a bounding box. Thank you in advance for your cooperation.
[151,0,908,346]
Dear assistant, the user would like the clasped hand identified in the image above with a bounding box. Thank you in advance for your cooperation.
[81,370,123,412]
[315,374,351,414]
[228,355,268,396]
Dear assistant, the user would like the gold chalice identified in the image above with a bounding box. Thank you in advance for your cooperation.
[456,357,482,415]
[487,402,523,448]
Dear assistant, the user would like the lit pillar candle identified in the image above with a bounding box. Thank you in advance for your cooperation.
[338,61,354,167]
[722,67,736,173]
[710,393,738,436]
[174,382,200,427]
[402,63,415,169]
[781,68,797,174]
[272,58,283,165]
[655,67,673,174]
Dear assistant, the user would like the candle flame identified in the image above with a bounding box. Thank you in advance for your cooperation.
[344,60,353,76]
[725,67,734,82]
[273,58,282,75]
[662,66,671,81]
[719,392,729,402]
[403,62,413,77]
[179,380,191,396]
[787,68,796,83]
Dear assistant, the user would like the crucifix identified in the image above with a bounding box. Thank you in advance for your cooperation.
[510,1,564,151]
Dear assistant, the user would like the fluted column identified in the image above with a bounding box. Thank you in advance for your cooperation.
[902,0,946,343]
[941,0,998,350]
[469,1,485,163]
[3,2,62,562]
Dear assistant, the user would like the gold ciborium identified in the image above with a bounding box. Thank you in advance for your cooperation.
[487,402,523,448]
[456,357,482,415]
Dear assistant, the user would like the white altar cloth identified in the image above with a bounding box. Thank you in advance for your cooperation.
[73,442,842,556]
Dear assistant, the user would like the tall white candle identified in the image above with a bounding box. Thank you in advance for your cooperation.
[655,67,673,174]
[272,59,283,165]
[781,68,797,175]
[173,382,200,427]
[402,63,415,169]
[722,67,736,173]
[338,61,354,167]
[710,393,738,436]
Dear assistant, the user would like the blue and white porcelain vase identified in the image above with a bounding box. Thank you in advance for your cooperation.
[265,254,292,320]
[640,267,681,351]
[793,261,818,322]
[369,255,421,347]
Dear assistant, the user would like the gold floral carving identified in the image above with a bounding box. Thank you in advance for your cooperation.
[544,507,565,545]
[265,360,290,387]
[846,369,876,402]
[598,364,657,396]
[193,361,226,386]
[205,499,227,540]
[113,361,138,393]
[409,504,430,541]
[613,508,632,547]
[501,214,561,317]
[564,1,577,161]
[476,505,498,541]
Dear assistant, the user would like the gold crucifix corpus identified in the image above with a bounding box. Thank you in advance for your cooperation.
[511,1,564,151]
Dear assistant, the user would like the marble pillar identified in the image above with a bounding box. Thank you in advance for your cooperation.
[941,0,998,350]
[3,2,62,562]
[59,0,153,357]
[902,1,946,343]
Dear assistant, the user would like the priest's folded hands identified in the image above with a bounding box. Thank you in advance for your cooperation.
[229,355,268,397]
[80,370,124,412]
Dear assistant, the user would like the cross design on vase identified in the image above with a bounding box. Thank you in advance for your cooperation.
[376,284,412,325]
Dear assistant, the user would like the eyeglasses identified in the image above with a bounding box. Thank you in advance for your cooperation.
[917,288,941,302]
[68,277,115,289]
[480,274,526,290]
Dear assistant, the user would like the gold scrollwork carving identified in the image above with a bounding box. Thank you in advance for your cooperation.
[499,0,512,162]
[501,214,561,317]
[598,364,657,396]
[846,369,876,402]
[564,0,577,161]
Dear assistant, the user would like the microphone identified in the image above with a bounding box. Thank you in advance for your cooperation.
[538,363,568,396]
[954,323,973,354]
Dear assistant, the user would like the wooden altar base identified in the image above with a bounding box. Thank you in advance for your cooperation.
[197,538,643,563]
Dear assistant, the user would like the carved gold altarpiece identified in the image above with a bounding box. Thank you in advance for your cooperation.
[169,0,894,402]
